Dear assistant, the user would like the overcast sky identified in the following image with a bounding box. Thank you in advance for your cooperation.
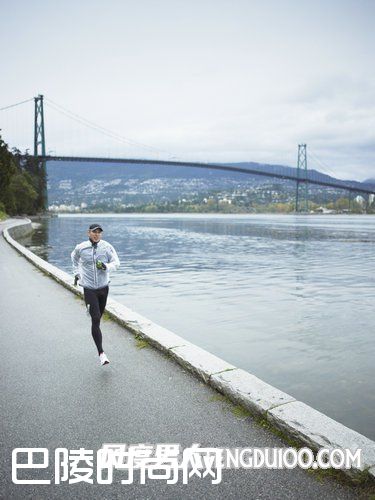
[1,0,374,181]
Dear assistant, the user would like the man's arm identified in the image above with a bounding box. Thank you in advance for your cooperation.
[71,245,80,277]
[106,244,120,272]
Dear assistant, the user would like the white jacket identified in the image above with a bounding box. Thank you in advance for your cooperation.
[71,239,120,289]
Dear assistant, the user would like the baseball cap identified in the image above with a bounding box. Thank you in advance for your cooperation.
[89,223,103,232]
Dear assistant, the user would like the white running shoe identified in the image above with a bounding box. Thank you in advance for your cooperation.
[99,352,110,366]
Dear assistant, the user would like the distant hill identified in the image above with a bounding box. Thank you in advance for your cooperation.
[46,160,374,207]
[225,162,374,191]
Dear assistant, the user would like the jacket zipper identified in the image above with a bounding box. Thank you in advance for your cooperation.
[93,247,97,287]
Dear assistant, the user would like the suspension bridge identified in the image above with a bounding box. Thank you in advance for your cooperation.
[1,94,374,211]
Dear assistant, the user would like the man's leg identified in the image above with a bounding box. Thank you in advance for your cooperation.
[98,286,109,318]
[84,288,104,355]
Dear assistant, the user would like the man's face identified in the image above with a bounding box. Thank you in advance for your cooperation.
[88,229,103,242]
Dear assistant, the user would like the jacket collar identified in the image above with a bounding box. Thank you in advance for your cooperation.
[89,238,101,248]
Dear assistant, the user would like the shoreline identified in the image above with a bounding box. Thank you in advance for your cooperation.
[46,211,375,218]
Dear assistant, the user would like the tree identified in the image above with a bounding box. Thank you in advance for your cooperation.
[9,173,38,214]
[0,133,46,215]
[0,137,17,214]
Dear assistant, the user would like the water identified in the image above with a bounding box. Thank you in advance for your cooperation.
[19,214,375,440]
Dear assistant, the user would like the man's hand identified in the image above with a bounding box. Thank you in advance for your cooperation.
[96,259,107,270]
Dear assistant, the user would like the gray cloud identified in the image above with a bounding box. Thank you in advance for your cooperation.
[1,0,374,180]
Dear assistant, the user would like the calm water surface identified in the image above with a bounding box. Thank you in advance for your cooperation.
[19,214,375,439]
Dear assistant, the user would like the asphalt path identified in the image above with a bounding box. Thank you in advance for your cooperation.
[0,218,364,499]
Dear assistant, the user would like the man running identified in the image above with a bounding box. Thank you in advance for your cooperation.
[71,223,120,366]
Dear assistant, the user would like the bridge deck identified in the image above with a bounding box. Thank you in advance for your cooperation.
[34,155,375,195]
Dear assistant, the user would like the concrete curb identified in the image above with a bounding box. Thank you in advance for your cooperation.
[3,218,375,483]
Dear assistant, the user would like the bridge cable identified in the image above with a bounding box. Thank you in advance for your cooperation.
[0,98,34,112]
[44,98,181,159]
[309,149,367,194]
[308,148,340,179]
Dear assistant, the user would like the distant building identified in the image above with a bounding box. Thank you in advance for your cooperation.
[355,195,365,206]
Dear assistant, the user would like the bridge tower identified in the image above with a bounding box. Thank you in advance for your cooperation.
[34,95,46,156]
[295,144,308,212]
[34,95,47,209]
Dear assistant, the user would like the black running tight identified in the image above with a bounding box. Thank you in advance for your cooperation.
[83,286,109,355]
